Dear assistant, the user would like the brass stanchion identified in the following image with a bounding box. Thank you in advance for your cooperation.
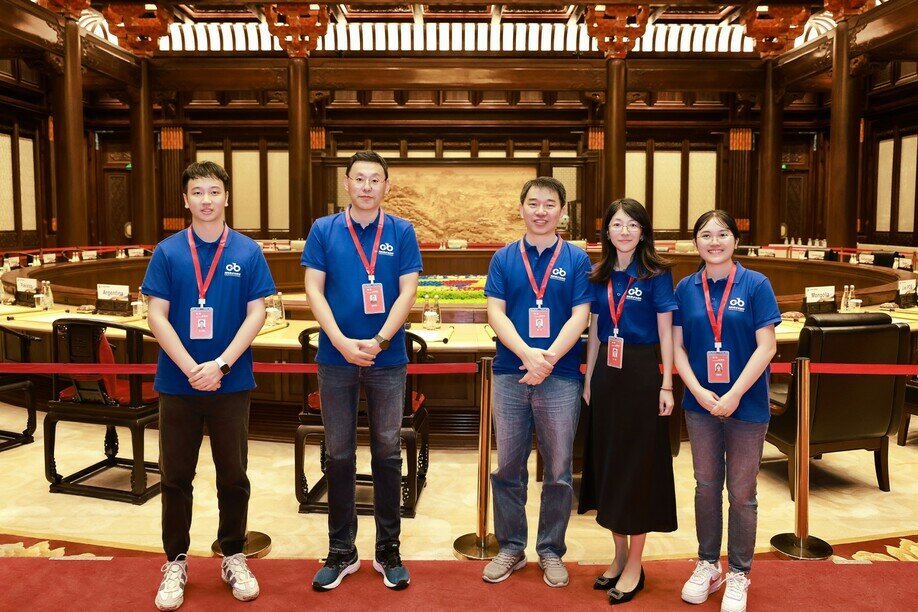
[211,531,272,558]
[771,357,833,559]
[454,357,500,559]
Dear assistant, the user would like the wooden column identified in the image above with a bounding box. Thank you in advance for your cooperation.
[755,60,783,246]
[826,20,862,248]
[55,18,88,246]
[604,58,627,205]
[130,58,158,244]
[289,57,309,238]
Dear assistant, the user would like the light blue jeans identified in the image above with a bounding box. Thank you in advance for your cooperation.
[490,374,582,558]
[684,409,769,574]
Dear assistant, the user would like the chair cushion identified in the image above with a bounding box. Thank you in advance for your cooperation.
[307,391,321,411]
[411,391,425,413]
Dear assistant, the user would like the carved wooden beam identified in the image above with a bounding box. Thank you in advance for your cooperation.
[265,4,329,58]
[743,5,810,58]
[102,4,172,57]
[824,0,875,21]
[37,0,89,20]
[585,5,649,59]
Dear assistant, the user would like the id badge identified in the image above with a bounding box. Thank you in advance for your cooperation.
[362,283,385,315]
[707,350,730,384]
[190,307,214,340]
[528,307,550,338]
[607,336,624,369]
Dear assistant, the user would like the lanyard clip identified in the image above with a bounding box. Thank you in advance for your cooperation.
[368,274,375,284]
[613,327,619,338]
[198,298,206,308]
[714,342,722,351]
[535,299,543,309]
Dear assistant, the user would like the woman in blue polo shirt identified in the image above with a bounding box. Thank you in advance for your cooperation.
[578,198,678,606]
[673,210,780,612]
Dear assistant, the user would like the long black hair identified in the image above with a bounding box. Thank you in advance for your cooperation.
[589,198,671,283]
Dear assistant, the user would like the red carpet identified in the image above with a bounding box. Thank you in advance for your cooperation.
[0,557,914,611]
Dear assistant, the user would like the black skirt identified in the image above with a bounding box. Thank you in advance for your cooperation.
[578,342,677,535]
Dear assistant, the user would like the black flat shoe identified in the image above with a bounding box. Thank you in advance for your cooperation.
[607,568,645,605]
[593,572,621,590]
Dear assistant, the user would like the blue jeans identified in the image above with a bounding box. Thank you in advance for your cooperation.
[317,364,406,554]
[490,374,582,558]
[684,409,769,574]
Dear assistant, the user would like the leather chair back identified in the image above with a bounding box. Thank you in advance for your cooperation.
[770,313,909,445]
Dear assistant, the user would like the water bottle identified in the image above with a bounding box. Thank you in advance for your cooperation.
[42,280,54,310]
[432,294,442,330]
[840,285,850,312]
[277,292,286,323]
[422,295,435,330]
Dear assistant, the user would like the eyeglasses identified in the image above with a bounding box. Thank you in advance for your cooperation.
[609,221,641,233]
[347,176,384,188]
[696,231,735,243]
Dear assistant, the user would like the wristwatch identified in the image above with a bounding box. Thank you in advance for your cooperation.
[373,334,390,350]
[215,357,231,375]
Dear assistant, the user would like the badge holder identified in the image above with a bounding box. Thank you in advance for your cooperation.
[14,290,36,307]
[707,344,730,384]
[801,296,835,317]
[362,276,385,315]
[96,297,132,316]
[607,334,624,369]
[528,302,550,338]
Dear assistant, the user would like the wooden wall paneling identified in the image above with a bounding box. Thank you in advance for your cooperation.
[645,139,655,224]
[10,121,22,247]
[680,139,689,236]
[222,136,233,227]
[160,126,185,236]
[890,126,902,237]
[259,137,268,239]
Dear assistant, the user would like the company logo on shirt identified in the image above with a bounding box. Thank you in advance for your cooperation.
[728,297,746,312]
[378,242,395,256]
[550,267,567,281]
[224,262,242,277]
[625,286,643,301]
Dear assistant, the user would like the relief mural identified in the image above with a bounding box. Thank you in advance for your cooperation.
[381,165,538,244]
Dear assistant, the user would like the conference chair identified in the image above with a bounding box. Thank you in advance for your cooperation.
[44,319,161,504]
[0,324,40,452]
[294,327,431,517]
[768,313,909,499]
[898,380,918,446]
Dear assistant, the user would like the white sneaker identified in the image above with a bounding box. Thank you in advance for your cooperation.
[155,555,188,611]
[681,560,724,604]
[221,553,260,602]
[721,571,750,612]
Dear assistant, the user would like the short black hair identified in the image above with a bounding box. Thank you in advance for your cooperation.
[346,150,389,179]
[519,177,566,207]
[182,161,230,193]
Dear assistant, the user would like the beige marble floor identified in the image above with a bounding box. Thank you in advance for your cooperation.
[0,404,915,562]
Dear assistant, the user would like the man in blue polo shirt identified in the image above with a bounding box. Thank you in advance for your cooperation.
[482,177,592,588]
[143,161,276,611]
[302,151,422,592]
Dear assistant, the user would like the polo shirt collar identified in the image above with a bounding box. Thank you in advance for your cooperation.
[522,234,560,255]
[693,260,747,285]
[346,206,381,230]
[614,258,640,279]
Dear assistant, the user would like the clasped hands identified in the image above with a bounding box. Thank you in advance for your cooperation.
[188,360,223,392]
[695,388,739,418]
[339,337,383,367]
[518,347,556,385]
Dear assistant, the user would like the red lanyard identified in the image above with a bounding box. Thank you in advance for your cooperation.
[187,224,229,307]
[701,263,737,350]
[519,236,563,307]
[345,208,385,282]
[607,276,635,337]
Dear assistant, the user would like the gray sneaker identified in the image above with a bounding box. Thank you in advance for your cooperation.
[539,555,569,587]
[155,555,188,611]
[221,553,260,602]
[482,551,526,583]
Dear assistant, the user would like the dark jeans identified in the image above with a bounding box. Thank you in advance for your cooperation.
[159,390,251,560]
[317,364,406,555]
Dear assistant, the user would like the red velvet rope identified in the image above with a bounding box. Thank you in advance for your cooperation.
[0,362,480,375]
[2,361,917,376]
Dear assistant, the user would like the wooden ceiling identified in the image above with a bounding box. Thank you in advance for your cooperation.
[108,1,829,26]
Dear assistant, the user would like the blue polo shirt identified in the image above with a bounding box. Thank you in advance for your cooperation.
[485,237,592,380]
[301,208,423,366]
[591,261,678,345]
[142,226,276,395]
[673,262,781,423]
